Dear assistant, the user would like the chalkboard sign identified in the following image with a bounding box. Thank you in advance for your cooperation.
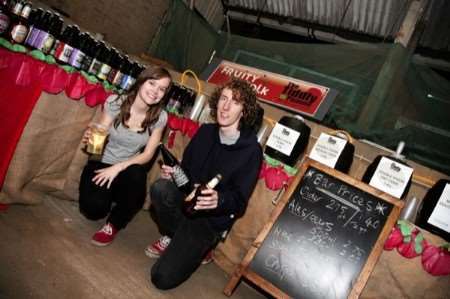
[224,159,403,299]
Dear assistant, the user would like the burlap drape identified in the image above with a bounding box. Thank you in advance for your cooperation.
[0,93,96,204]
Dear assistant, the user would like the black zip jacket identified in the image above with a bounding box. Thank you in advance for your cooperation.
[181,123,263,232]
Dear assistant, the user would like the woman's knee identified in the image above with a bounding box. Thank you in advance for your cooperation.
[122,164,147,184]
[79,197,110,220]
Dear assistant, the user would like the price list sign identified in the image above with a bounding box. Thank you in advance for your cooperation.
[224,159,403,299]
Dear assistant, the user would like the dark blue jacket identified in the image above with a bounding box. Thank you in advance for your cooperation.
[181,123,262,232]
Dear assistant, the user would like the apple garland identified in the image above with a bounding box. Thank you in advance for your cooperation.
[166,112,200,148]
[259,155,297,191]
[0,38,116,107]
[384,220,450,276]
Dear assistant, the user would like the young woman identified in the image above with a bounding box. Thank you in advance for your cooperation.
[79,65,172,246]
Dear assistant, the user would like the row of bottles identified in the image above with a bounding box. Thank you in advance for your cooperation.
[165,84,198,118]
[0,0,145,91]
[159,142,222,217]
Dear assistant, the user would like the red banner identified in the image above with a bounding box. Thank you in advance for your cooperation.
[206,60,333,118]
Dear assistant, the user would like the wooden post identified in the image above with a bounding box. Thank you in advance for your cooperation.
[356,0,428,130]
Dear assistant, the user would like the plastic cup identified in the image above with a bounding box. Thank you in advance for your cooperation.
[86,123,108,155]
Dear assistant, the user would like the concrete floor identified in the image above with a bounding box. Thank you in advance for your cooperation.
[0,197,266,299]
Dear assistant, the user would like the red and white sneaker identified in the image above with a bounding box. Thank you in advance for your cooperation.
[201,250,214,265]
[145,235,171,258]
[91,223,118,246]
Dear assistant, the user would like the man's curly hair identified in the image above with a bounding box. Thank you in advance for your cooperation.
[209,78,260,130]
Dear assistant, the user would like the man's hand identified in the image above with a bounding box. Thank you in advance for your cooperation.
[194,188,219,210]
[160,164,174,180]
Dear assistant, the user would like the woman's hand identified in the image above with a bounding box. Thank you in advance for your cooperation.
[92,164,124,189]
[82,126,92,145]
[160,164,174,180]
[194,188,219,210]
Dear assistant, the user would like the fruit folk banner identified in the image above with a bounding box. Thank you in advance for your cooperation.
[204,60,338,120]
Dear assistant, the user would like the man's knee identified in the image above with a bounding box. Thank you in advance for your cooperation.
[150,266,181,290]
[150,179,173,203]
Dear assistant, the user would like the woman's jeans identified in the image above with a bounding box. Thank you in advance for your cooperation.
[79,160,147,230]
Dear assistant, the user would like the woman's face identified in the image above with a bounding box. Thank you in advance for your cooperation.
[216,88,244,132]
[137,77,171,106]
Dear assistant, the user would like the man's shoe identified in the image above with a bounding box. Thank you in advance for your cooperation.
[145,236,213,265]
[91,223,118,246]
[145,235,171,258]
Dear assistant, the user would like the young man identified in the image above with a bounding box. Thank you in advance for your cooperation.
[146,78,263,289]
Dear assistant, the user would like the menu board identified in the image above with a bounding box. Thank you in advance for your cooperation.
[224,159,403,299]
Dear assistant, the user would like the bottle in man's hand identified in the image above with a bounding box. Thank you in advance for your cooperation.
[183,174,222,216]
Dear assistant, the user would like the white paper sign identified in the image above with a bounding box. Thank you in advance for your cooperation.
[428,183,450,233]
[309,133,347,168]
[266,123,300,156]
[369,157,414,198]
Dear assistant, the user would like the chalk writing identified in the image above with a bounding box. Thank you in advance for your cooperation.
[249,165,394,299]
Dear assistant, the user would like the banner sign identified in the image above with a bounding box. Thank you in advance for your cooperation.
[205,60,338,120]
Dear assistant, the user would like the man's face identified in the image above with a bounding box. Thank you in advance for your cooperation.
[216,88,244,132]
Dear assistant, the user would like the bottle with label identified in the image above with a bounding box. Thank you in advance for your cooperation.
[41,14,62,54]
[7,0,22,31]
[0,0,12,37]
[79,34,94,72]
[9,0,30,44]
[96,46,113,81]
[165,84,181,112]
[54,25,78,64]
[32,9,51,49]
[309,131,354,173]
[120,62,143,91]
[184,174,222,217]
[68,31,87,69]
[159,143,192,195]
[111,54,126,87]
[86,41,104,75]
[362,141,414,199]
[416,179,450,241]
[23,7,42,46]
[264,115,311,167]
[106,48,120,83]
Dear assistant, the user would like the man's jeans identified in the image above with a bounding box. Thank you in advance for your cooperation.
[149,178,220,290]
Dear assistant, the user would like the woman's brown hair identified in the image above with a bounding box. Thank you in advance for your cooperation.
[209,78,260,130]
[114,65,172,133]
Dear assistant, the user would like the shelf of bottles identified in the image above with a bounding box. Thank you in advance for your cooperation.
[0,0,145,93]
